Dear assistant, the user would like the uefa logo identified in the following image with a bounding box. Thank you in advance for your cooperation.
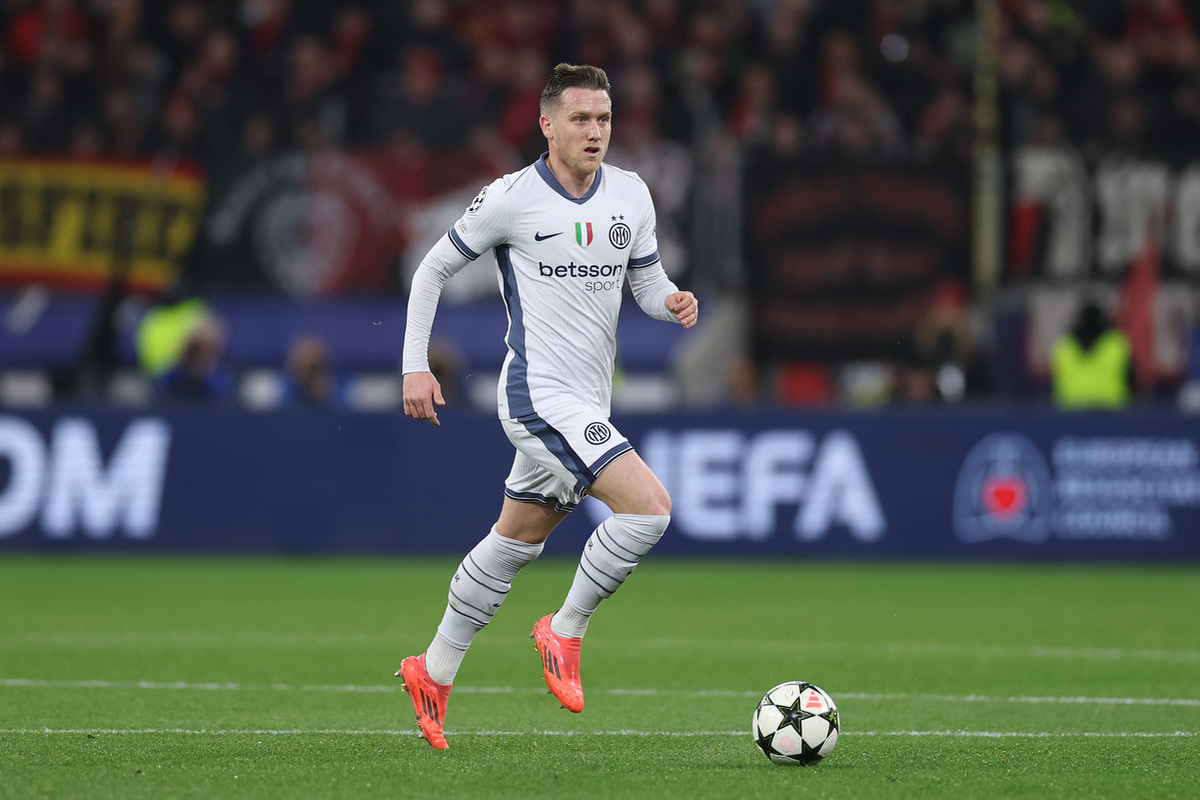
[952,433,1053,544]
[609,222,631,249]
[584,422,612,445]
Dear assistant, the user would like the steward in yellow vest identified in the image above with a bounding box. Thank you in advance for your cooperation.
[1050,303,1132,409]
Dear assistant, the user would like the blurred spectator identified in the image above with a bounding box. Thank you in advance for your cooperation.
[102,85,149,156]
[807,72,906,158]
[759,112,806,161]
[366,45,464,149]
[6,0,91,70]
[909,279,989,404]
[136,292,210,377]
[156,314,232,404]
[280,334,346,408]
[0,120,23,155]
[20,67,73,151]
[727,61,778,146]
[280,34,344,147]
[497,47,548,159]
[911,86,972,161]
[1050,301,1133,409]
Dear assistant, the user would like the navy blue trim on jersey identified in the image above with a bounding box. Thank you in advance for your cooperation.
[503,488,577,513]
[448,227,481,260]
[496,244,535,418]
[628,250,661,269]
[535,153,603,204]
[517,413,594,494]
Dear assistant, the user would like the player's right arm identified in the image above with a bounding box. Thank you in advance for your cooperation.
[402,234,470,427]
[402,180,511,426]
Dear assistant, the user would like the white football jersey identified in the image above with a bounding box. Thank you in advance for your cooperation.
[404,154,679,419]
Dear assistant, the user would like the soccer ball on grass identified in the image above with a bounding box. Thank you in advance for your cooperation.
[751,681,839,765]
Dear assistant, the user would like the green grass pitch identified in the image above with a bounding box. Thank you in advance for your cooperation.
[1,555,1197,799]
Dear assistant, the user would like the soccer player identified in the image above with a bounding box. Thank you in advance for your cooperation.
[395,63,699,750]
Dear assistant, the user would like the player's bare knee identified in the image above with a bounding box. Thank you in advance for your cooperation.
[625,480,671,517]
[643,491,671,518]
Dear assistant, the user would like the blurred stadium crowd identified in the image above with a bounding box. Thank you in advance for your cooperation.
[0,0,1199,411]
[0,0,978,164]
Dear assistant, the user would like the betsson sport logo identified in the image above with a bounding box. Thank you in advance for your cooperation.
[952,433,1053,544]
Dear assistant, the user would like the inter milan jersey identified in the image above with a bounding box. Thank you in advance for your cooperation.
[403,154,679,419]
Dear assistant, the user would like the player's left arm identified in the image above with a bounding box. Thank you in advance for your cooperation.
[627,265,698,329]
[626,184,698,328]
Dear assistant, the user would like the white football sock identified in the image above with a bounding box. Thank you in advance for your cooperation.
[424,527,543,684]
[551,513,670,639]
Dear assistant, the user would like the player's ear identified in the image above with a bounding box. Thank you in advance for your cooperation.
[539,114,553,139]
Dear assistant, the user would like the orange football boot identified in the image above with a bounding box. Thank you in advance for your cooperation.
[396,653,452,749]
[531,614,584,713]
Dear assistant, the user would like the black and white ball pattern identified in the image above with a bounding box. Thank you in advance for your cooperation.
[751,681,840,765]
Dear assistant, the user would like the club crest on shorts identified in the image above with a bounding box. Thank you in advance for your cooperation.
[584,422,611,445]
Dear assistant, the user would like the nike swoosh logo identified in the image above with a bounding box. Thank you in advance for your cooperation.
[534,231,563,241]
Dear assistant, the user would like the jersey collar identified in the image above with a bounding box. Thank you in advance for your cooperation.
[535,152,603,204]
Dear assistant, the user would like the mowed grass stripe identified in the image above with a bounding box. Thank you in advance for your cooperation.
[2,677,1198,707]
[3,728,1196,738]
[7,630,1200,662]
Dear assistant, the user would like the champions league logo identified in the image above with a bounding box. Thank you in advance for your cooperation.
[952,433,1053,544]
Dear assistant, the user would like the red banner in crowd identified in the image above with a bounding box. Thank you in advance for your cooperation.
[203,145,507,297]
[0,157,206,294]
[744,159,970,363]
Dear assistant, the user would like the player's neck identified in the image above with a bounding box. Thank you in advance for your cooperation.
[545,154,597,199]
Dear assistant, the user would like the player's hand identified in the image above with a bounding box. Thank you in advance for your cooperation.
[666,291,699,329]
[403,371,446,427]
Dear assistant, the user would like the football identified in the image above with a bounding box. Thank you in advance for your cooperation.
[751,681,840,765]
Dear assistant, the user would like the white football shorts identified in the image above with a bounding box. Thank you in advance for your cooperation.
[501,398,633,511]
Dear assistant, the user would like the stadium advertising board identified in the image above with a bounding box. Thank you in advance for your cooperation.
[0,409,1197,559]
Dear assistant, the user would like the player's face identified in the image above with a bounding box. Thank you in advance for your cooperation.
[541,87,612,181]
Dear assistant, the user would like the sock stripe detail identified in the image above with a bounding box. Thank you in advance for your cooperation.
[597,525,643,560]
[462,557,508,594]
[447,586,499,625]
[577,561,619,598]
[446,601,492,629]
[580,551,627,594]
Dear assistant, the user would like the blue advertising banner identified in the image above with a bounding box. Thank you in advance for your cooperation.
[1,408,1198,559]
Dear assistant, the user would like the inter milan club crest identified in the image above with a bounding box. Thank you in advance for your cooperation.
[609,219,631,249]
[584,422,611,445]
